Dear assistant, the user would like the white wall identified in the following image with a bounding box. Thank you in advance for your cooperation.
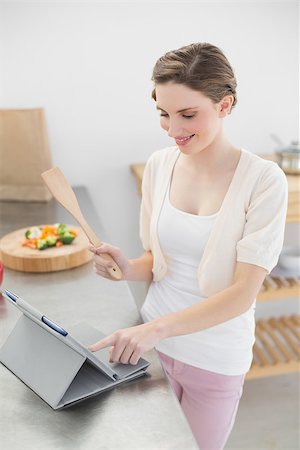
[1,1,299,302]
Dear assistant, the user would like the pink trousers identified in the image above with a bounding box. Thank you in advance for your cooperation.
[158,351,245,450]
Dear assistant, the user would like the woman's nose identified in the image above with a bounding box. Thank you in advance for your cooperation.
[167,120,182,138]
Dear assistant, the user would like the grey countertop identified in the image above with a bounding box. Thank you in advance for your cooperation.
[0,188,197,450]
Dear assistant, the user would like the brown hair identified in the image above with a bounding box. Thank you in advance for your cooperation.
[152,43,237,113]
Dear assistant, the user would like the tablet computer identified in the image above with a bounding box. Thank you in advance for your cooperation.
[0,288,150,409]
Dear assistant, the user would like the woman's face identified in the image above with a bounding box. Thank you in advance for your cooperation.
[155,82,228,154]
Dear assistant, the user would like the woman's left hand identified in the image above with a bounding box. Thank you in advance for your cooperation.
[88,320,165,365]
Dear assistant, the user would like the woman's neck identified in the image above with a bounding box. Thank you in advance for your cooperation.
[178,129,240,174]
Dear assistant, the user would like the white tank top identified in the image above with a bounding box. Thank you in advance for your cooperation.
[141,181,255,375]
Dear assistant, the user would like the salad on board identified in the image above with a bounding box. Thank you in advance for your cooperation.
[22,224,77,250]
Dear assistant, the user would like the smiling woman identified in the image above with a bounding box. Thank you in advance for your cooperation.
[152,43,237,161]
[89,43,288,450]
[155,83,231,155]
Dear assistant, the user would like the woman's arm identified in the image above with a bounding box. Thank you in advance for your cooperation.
[89,261,267,364]
[157,261,267,338]
[128,251,154,282]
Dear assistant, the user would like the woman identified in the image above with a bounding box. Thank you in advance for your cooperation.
[89,43,288,449]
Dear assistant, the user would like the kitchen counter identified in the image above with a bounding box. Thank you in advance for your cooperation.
[0,188,197,450]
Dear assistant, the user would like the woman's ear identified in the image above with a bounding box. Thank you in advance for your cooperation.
[219,95,234,117]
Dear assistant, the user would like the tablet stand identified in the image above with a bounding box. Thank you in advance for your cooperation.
[0,314,149,410]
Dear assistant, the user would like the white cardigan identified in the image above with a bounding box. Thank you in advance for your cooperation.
[140,146,288,297]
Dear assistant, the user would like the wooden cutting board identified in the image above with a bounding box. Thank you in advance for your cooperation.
[0,225,92,272]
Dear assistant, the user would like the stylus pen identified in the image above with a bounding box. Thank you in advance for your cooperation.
[3,289,68,337]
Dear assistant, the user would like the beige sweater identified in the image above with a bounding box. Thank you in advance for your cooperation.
[140,146,288,297]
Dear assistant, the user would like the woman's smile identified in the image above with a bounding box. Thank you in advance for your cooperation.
[175,134,195,145]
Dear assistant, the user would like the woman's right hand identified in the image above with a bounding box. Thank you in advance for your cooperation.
[89,242,132,281]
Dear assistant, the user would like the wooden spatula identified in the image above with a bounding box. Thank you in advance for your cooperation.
[41,167,123,280]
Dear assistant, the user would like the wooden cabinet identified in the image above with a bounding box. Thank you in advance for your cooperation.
[130,159,300,379]
[248,280,299,379]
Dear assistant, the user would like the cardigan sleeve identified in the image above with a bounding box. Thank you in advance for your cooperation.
[236,163,288,273]
[139,155,153,252]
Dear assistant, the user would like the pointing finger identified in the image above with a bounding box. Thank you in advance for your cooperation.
[88,335,116,352]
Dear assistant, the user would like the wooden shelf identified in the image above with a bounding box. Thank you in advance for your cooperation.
[258,276,300,302]
[250,277,300,379]
[246,315,300,379]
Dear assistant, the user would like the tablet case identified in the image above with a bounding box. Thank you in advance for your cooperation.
[0,290,150,410]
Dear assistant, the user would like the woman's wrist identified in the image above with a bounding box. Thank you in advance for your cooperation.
[122,259,136,281]
[151,316,171,341]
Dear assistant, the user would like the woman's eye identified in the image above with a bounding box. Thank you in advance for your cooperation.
[159,113,195,119]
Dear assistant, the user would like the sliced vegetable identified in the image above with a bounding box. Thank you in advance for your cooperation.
[60,232,75,245]
[22,223,77,250]
[37,239,48,250]
[45,236,57,247]
[57,224,68,236]
[25,227,42,240]
[22,241,37,249]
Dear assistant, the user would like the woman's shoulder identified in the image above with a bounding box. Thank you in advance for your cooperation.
[241,148,286,180]
[241,148,287,192]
